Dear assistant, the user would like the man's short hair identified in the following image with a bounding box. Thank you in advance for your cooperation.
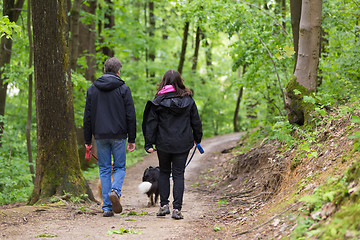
[104,57,122,74]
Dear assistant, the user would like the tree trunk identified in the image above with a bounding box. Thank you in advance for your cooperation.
[234,66,246,132]
[178,21,190,74]
[286,0,322,126]
[26,0,35,183]
[275,0,286,29]
[70,0,81,70]
[78,0,97,82]
[295,0,322,92]
[149,1,155,78]
[29,0,95,204]
[290,0,302,70]
[102,0,115,57]
[191,26,201,71]
[0,0,25,144]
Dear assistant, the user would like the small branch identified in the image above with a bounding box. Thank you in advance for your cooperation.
[242,1,289,36]
[241,20,286,111]
[233,201,301,237]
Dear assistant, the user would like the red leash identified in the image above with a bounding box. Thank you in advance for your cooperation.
[85,145,98,161]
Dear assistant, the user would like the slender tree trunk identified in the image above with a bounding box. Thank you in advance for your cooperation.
[79,0,97,82]
[70,0,81,70]
[290,0,302,71]
[29,0,95,204]
[203,33,212,84]
[144,1,149,78]
[178,21,190,74]
[286,0,322,126]
[26,0,35,183]
[102,0,115,57]
[149,1,155,78]
[0,0,25,144]
[275,0,286,29]
[234,66,246,132]
[191,26,201,71]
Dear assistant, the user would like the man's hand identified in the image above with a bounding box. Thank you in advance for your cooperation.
[146,148,155,153]
[85,144,92,161]
[127,142,136,152]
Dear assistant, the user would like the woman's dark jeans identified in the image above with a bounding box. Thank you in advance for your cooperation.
[157,150,189,211]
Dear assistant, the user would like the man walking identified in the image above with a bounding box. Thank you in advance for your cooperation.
[83,57,136,217]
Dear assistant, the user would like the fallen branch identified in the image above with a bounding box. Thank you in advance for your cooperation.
[232,201,301,237]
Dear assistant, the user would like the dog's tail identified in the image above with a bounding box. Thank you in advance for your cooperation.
[138,181,152,194]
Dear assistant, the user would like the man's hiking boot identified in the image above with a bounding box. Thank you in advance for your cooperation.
[171,209,184,220]
[103,211,114,217]
[156,204,170,216]
[109,190,122,214]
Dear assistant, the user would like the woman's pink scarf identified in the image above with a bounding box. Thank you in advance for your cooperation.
[156,85,175,96]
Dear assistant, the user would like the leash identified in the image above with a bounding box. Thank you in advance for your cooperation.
[87,143,204,166]
[169,143,204,178]
[185,143,204,168]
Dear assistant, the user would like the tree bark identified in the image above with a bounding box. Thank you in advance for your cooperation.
[0,0,25,144]
[290,0,302,70]
[26,0,35,183]
[70,0,81,70]
[178,21,190,74]
[294,0,322,92]
[102,0,115,57]
[286,0,322,126]
[29,0,95,204]
[234,66,246,132]
[78,0,97,82]
[149,1,155,78]
[191,26,201,71]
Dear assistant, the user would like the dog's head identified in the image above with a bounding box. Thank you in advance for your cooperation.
[142,166,160,183]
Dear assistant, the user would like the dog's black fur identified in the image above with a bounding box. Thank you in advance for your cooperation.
[141,166,160,206]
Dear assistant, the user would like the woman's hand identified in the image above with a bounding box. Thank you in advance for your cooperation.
[146,148,155,153]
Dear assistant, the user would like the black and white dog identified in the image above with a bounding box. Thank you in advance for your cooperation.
[138,166,160,207]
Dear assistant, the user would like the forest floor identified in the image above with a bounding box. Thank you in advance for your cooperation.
[0,113,358,240]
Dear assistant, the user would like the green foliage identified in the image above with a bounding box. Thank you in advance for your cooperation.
[107,227,141,235]
[0,116,34,204]
[35,233,58,238]
[319,0,360,103]
[71,71,89,128]
[0,16,21,39]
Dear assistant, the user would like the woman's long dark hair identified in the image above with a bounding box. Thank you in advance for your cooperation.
[157,70,192,97]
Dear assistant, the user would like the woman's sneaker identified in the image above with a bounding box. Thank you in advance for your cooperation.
[156,204,170,216]
[171,209,184,220]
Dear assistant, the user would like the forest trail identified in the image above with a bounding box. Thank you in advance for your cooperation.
[0,133,241,240]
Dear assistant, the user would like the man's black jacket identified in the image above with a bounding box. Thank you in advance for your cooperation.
[142,93,202,154]
[83,72,136,144]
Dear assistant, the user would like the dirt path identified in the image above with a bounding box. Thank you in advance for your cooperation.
[0,133,241,240]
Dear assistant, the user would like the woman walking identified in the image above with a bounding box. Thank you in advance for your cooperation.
[142,70,203,219]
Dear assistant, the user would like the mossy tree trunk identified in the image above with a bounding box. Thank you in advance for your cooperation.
[286,0,322,126]
[29,0,95,204]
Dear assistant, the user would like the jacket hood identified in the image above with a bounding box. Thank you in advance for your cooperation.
[94,72,124,91]
[151,94,193,115]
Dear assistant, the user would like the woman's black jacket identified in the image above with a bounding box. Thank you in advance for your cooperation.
[142,93,202,154]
